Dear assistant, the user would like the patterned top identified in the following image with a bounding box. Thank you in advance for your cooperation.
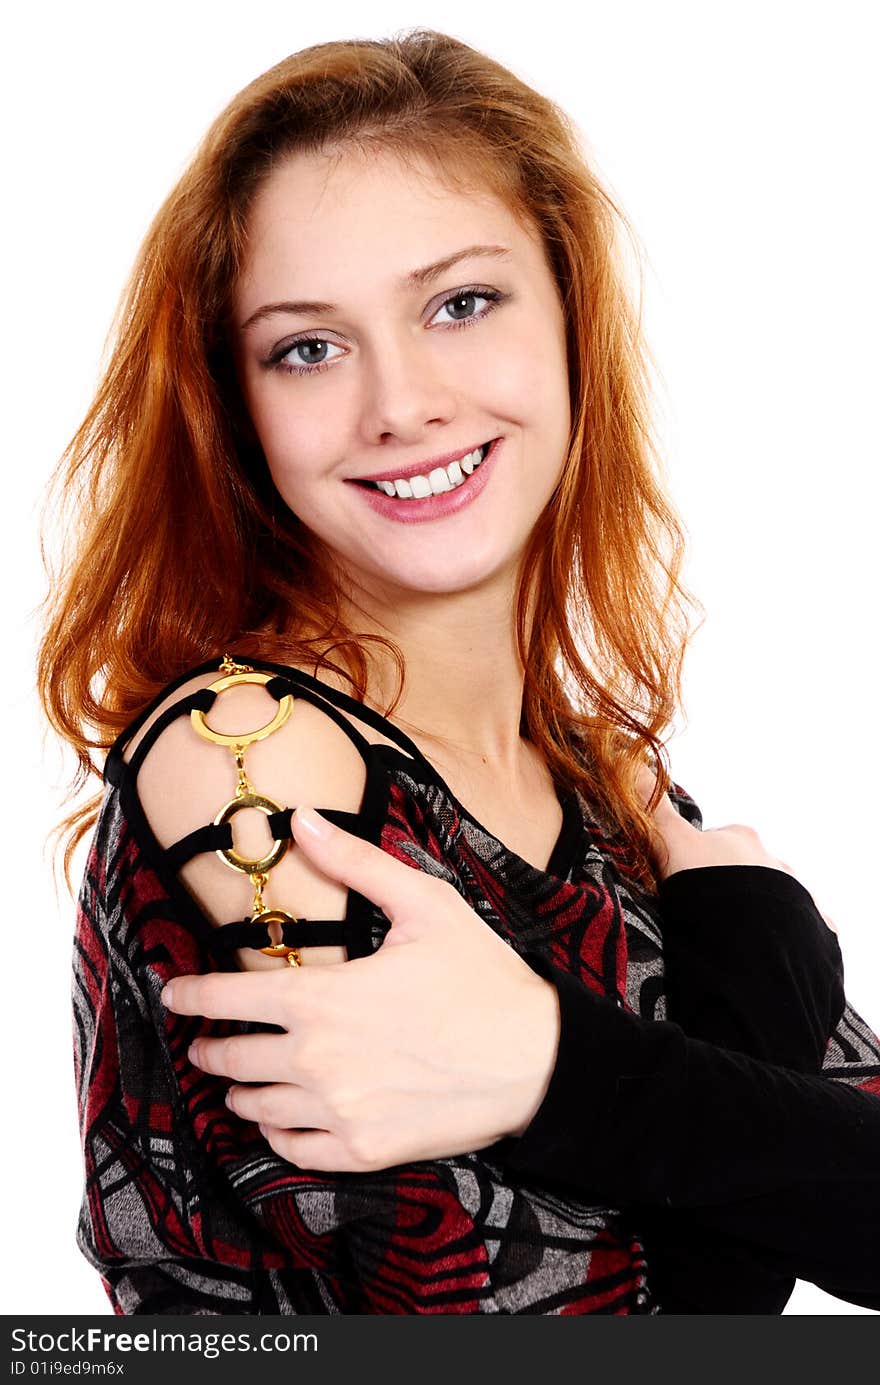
[72,654,880,1314]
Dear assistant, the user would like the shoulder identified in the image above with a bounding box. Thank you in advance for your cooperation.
[122,661,372,838]
[115,660,373,953]
[120,662,369,808]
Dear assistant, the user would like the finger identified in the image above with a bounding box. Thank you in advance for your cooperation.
[291,806,442,922]
[640,775,700,871]
[161,970,297,1026]
[188,1031,301,1082]
[226,1082,327,1130]
[634,762,692,830]
[260,1124,367,1173]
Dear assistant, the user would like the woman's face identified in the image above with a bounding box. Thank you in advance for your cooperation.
[231,146,571,602]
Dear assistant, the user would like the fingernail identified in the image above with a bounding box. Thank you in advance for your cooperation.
[224,1089,234,1109]
[188,1043,200,1065]
[160,982,175,1007]
[294,806,331,840]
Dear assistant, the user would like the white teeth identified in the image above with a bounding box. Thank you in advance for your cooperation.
[428,467,452,493]
[370,444,489,498]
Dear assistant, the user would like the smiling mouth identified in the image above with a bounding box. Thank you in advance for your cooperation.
[352,441,493,498]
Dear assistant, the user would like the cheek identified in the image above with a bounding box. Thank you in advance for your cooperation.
[485,315,568,423]
[245,379,337,474]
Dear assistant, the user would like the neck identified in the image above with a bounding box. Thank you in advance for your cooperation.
[324,567,536,777]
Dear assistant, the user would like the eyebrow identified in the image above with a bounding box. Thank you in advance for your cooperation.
[238,243,512,331]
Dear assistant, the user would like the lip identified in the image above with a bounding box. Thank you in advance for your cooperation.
[346,437,502,525]
[347,439,495,484]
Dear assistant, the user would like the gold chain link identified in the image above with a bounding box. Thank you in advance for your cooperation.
[219,653,254,675]
[189,655,302,963]
[233,747,251,798]
[251,871,268,916]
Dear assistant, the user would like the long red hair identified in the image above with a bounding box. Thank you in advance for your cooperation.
[38,28,699,891]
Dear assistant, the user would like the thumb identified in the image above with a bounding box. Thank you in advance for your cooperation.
[291,805,429,924]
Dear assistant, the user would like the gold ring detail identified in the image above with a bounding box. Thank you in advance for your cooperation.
[214,793,288,874]
[191,671,294,748]
[251,907,302,960]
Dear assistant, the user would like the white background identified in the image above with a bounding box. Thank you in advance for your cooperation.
[6,0,878,1316]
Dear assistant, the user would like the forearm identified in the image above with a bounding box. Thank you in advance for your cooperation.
[494,953,880,1304]
[502,948,877,1202]
[636,864,845,1313]
[659,865,845,1070]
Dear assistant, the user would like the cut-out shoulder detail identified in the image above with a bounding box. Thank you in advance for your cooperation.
[109,651,587,893]
[126,665,388,972]
[120,665,418,765]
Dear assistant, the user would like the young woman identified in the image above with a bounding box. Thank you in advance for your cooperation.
[40,30,880,1315]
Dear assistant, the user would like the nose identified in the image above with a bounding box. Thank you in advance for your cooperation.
[358,323,457,444]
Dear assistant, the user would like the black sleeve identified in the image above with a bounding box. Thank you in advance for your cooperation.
[492,873,880,1309]
[659,866,845,1070]
[634,864,846,1313]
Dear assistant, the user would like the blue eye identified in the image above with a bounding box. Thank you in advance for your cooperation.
[430,288,503,327]
[265,285,506,377]
[268,338,345,375]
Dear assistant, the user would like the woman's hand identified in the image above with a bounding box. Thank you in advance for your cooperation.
[638,765,837,932]
[638,763,792,880]
[161,807,561,1171]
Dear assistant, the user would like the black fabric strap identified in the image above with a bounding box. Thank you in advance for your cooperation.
[167,806,365,869]
[206,916,372,956]
[266,806,364,840]
[265,675,297,701]
[264,675,377,765]
[126,688,218,779]
[106,671,223,786]
[108,660,386,966]
[166,822,234,870]
[249,659,428,767]
[104,649,426,788]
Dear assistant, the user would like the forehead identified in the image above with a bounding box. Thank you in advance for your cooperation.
[235,145,541,298]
